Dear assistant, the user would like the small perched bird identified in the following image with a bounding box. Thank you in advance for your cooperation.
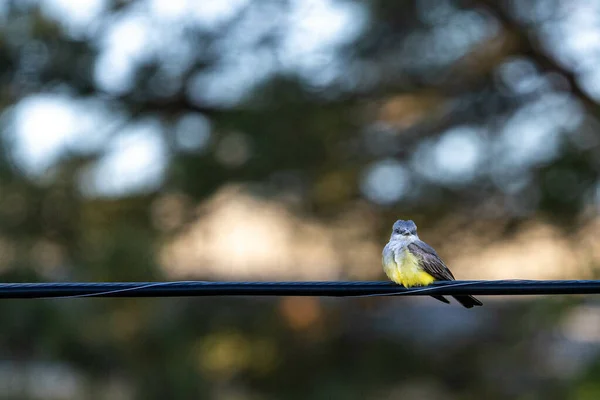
[382,219,482,308]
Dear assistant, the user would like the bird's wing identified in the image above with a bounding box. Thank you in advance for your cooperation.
[408,240,455,281]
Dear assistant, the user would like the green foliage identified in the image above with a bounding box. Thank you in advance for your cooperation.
[0,0,598,398]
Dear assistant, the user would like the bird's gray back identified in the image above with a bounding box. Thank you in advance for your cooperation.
[407,240,455,280]
[411,239,440,257]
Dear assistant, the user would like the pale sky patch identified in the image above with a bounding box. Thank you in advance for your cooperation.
[79,120,168,197]
[361,159,410,204]
[39,0,106,37]
[7,95,112,176]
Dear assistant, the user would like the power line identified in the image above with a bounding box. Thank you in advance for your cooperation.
[0,280,597,299]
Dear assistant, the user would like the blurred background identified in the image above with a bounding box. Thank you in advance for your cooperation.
[0,0,600,398]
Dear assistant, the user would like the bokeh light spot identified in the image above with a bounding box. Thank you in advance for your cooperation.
[361,159,410,205]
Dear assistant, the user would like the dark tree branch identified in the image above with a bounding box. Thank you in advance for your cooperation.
[472,0,599,111]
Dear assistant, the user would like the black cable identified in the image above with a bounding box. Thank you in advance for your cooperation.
[0,280,597,299]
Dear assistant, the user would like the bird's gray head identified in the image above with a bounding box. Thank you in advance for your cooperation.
[390,219,419,241]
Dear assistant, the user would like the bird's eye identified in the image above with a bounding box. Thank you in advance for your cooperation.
[394,229,401,234]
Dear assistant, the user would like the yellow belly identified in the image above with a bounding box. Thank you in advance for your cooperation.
[384,249,436,288]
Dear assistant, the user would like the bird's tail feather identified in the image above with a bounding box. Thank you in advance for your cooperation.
[452,295,483,308]
[431,295,450,304]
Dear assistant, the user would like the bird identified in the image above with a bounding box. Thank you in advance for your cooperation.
[382,219,482,308]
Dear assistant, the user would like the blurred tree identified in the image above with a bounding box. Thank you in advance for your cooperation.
[0,0,599,399]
